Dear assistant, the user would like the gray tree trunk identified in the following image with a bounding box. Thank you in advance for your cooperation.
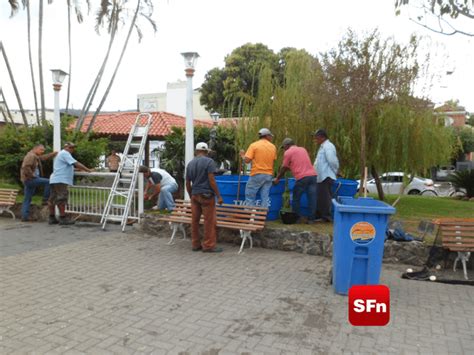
[0,41,28,126]
[87,0,141,134]
[38,0,46,123]
[26,0,41,125]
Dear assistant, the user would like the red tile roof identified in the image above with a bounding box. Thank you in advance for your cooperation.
[75,111,214,138]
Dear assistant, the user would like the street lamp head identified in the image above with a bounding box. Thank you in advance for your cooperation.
[181,52,199,70]
[50,69,68,85]
[210,111,220,123]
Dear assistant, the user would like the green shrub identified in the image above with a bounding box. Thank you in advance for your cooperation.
[449,170,474,198]
[0,120,108,185]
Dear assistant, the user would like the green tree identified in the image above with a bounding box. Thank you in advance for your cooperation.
[200,43,279,118]
[395,0,474,36]
[451,126,474,160]
[239,31,453,201]
[159,126,236,196]
[468,113,474,126]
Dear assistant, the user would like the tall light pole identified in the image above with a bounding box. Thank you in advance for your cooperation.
[181,52,199,199]
[51,69,68,152]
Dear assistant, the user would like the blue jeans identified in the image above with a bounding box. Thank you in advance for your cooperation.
[157,183,178,210]
[21,177,50,219]
[292,175,318,220]
[245,174,273,208]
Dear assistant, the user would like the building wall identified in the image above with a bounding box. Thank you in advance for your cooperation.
[137,80,211,119]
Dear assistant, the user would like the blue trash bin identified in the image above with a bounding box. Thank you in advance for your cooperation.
[332,197,395,295]
[215,175,285,221]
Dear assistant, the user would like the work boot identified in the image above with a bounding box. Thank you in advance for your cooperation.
[48,216,59,225]
[59,216,75,225]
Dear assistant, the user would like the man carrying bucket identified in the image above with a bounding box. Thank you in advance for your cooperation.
[239,128,277,208]
[274,138,318,223]
[313,129,339,222]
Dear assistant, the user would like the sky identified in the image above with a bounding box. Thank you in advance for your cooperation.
[1,0,473,113]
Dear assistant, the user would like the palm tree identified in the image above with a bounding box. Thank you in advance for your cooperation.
[86,0,157,134]
[75,0,121,132]
[0,87,17,127]
[65,1,90,114]
[0,41,28,126]
[37,0,52,124]
[24,0,41,125]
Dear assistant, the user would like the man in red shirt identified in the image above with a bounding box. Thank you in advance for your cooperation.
[274,138,318,223]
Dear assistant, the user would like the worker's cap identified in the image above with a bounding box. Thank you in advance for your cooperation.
[313,129,328,138]
[64,142,77,148]
[280,137,294,148]
[258,128,273,137]
[195,142,209,151]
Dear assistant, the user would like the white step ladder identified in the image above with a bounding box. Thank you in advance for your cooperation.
[101,113,152,231]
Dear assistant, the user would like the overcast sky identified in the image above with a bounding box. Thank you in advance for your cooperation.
[1,0,473,113]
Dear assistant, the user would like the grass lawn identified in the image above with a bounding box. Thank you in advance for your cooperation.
[267,194,474,243]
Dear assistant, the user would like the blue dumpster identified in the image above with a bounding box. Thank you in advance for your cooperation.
[287,178,358,217]
[215,175,285,221]
[332,197,395,295]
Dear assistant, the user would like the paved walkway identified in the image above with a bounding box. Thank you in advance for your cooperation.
[1,218,473,354]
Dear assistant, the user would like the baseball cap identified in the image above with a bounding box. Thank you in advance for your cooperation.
[64,142,76,148]
[258,128,273,137]
[195,142,209,151]
[313,129,328,138]
[280,137,294,148]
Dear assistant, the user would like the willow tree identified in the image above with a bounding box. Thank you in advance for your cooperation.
[238,31,453,200]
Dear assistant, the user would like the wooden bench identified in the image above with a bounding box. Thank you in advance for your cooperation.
[0,188,19,220]
[438,220,474,280]
[158,199,268,254]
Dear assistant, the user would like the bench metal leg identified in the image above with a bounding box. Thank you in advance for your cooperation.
[454,252,471,280]
[239,230,252,254]
[0,207,15,220]
[168,222,186,245]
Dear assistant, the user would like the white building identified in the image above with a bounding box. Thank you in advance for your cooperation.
[137,80,211,119]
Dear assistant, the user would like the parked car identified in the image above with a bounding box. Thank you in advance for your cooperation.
[436,165,456,181]
[357,172,437,195]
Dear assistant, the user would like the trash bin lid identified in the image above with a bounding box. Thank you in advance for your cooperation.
[332,197,396,215]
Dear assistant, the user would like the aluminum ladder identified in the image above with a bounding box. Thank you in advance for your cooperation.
[101,113,152,231]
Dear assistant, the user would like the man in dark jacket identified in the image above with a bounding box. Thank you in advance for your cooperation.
[20,144,57,222]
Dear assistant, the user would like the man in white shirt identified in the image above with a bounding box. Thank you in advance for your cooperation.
[139,166,178,211]
[313,129,339,222]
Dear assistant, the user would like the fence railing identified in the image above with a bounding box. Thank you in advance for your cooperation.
[66,172,144,221]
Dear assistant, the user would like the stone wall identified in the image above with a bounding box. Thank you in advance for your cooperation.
[139,215,443,266]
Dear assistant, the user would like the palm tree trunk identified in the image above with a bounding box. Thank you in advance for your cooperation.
[26,0,41,125]
[38,0,46,123]
[65,0,72,114]
[75,31,116,132]
[0,41,28,126]
[0,88,17,128]
[87,0,141,134]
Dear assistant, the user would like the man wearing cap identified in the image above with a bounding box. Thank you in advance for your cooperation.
[20,144,58,222]
[239,128,277,208]
[139,165,178,211]
[313,129,339,222]
[274,138,318,223]
[186,142,224,253]
[48,142,93,225]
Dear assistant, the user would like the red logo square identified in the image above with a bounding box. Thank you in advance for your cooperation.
[348,285,390,326]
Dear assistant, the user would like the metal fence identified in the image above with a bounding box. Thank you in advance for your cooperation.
[66,172,144,221]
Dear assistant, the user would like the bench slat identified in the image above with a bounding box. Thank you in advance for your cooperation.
[158,216,260,231]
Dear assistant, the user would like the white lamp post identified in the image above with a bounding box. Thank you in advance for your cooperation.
[181,52,199,200]
[209,111,220,153]
[51,69,68,152]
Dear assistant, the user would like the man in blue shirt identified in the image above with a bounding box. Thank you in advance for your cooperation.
[48,142,93,225]
[313,129,339,222]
